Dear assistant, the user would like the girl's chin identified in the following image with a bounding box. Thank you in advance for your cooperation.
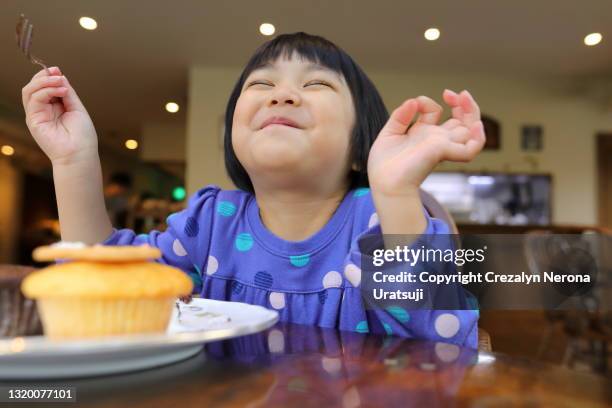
[250,155,302,171]
[250,139,306,160]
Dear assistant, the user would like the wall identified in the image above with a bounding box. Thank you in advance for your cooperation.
[141,121,186,163]
[186,66,239,193]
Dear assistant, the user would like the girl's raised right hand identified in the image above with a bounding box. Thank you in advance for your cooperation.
[22,66,99,166]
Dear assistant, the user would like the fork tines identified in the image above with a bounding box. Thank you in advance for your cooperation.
[16,14,49,74]
[16,14,33,56]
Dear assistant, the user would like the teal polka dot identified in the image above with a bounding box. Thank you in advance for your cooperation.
[355,321,369,333]
[290,254,310,267]
[217,201,236,217]
[467,297,480,315]
[235,233,254,251]
[383,322,393,336]
[386,306,410,323]
[193,264,202,275]
[188,271,202,288]
[353,187,370,197]
[136,233,148,242]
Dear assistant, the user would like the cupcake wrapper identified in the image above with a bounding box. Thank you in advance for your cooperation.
[0,288,42,338]
[36,298,175,339]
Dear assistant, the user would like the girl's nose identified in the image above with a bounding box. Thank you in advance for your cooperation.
[268,87,301,106]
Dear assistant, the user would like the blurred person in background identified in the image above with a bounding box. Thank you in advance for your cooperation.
[103,172,134,228]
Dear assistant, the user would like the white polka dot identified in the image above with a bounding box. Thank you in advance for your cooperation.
[321,356,342,374]
[344,263,361,287]
[434,313,460,338]
[172,239,187,257]
[269,292,285,309]
[267,329,284,353]
[368,212,379,229]
[322,271,342,288]
[435,342,460,363]
[342,386,361,408]
[206,256,218,275]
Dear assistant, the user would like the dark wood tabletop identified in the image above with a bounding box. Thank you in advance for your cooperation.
[2,322,611,408]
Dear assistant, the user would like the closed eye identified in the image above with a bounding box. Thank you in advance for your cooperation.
[246,80,334,88]
[305,80,333,88]
[247,80,273,87]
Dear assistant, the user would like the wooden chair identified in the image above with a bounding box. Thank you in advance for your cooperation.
[420,189,493,352]
[478,328,492,352]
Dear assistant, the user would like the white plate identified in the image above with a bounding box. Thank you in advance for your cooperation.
[0,298,278,379]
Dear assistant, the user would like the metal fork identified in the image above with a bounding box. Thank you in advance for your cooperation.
[176,301,182,322]
[16,14,50,74]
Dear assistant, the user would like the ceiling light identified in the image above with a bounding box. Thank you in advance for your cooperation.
[165,102,179,113]
[584,32,602,46]
[125,139,138,150]
[1,145,15,156]
[260,23,275,36]
[79,17,98,30]
[424,28,440,41]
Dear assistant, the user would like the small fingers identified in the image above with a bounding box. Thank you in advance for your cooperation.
[60,75,87,113]
[443,88,466,121]
[29,86,68,108]
[449,125,471,144]
[441,118,462,130]
[459,90,481,125]
[415,96,443,125]
[22,75,65,107]
[443,139,484,162]
[31,66,62,81]
[443,88,481,127]
[442,89,459,106]
[443,121,485,161]
[382,99,418,135]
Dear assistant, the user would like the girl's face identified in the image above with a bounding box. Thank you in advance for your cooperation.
[232,55,356,191]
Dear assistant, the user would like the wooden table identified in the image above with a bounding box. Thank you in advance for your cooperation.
[2,322,611,407]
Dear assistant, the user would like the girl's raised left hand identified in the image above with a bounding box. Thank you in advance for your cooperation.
[367,90,486,196]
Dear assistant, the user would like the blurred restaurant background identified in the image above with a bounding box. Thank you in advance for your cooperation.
[1,1,611,374]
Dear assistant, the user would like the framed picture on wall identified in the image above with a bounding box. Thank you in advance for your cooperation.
[521,125,543,151]
[482,115,500,150]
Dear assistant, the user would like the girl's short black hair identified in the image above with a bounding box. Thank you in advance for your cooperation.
[223,32,389,193]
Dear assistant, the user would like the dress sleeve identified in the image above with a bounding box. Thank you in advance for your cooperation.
[346,212,479,349]
[102,185,220,294]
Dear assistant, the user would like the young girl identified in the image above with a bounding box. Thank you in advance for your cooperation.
[22,32,485,348]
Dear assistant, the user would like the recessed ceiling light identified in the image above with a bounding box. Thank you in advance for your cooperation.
[424,28,440,41]
[79,17,98,30]
[166,102,179,113]
[584,32,602,46]
[259,23,275,36]
[165,102,179,113]
[1,145,15,156]
[125,139,138,150]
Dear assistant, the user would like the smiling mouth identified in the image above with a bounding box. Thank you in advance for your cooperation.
[263,123,300,129]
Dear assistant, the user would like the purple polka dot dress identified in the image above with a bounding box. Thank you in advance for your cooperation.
[103,185,478,348]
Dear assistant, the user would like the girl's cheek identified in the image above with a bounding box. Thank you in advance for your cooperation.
[235,96,261,128]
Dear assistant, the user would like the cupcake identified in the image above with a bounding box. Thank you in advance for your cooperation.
[0,265,43,337]
[21,244,193,339]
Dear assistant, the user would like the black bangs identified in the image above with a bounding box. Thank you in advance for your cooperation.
[224,32,389,193]
[244,32,345,77]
